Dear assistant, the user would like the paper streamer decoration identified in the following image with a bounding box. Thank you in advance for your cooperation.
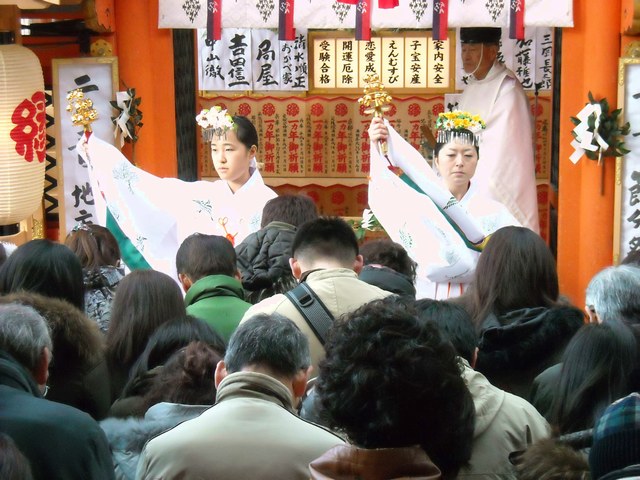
[569,103,609,164]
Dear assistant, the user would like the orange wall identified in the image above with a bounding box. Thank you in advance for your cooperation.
[113,0,177,177]
[557,0,622,307]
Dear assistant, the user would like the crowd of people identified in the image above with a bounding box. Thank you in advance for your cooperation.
[1,210,639,479]
[0,26,638,479]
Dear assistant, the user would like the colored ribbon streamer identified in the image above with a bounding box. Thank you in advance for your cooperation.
[278,0,296,41]
[336,0,397,5]
[207,0,222,42]
[569,103,609,164]
[432,0,449,41]
[509,0,525,40]
[355,0,372,41]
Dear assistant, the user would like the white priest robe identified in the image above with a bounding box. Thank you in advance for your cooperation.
[458,62,539,233]
[78,133,277,279]
[368,122,519,300]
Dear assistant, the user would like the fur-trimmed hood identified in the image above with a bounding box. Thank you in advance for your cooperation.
[100,403,209,480]
[0,291,105,370]
[476,306,584,396]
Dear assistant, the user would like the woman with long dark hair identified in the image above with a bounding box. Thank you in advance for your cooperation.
[470,226,584,398]
[550,322,636,435]
[106,269,186,401]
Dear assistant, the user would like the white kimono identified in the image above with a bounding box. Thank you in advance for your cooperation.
[459,62,539,233]
[78,133,277,279]
[368,121,519,300]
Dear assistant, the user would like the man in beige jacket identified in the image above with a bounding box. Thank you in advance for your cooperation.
[241,216,392,374]
[136,314,344,480]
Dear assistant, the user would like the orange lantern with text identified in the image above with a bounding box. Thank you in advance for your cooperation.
[0,43,46,232]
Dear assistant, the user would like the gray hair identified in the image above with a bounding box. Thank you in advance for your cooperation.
[585,265,640,324]
[0,304,52,371]
[225,313,310,377]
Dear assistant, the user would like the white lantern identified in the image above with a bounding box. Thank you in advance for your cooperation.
[0,43,46,226]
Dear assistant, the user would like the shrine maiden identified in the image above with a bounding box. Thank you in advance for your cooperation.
[79,106,276,277]
[367,112,519,299]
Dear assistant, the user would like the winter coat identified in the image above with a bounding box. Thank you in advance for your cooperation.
[84,265,124,333]
[184,274,251,342]
[359,264,416,298]
[242,268,392,374]
[458,360,551,478]
[0,350,115,480]
[309,445,442,479]
[136,371,345,479]
[235,221,296,292]
[476,306,584,400]
[100,402,209,480]
[0,292,111,419]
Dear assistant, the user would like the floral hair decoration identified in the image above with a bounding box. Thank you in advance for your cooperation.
[435,111,486,146]
[195,106,236,142]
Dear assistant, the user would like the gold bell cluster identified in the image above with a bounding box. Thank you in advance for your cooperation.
[66,89,98,132]
[358,74,393,118]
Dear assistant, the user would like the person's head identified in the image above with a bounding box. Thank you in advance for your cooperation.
[216,314,311,401]
[127,315,226,388]
[0,239,85,310]
[106,269,186,369]
[260,194,319,228]
[360,239,417,284]
[142,341,223,410]
[0,433,34,480]
[290,216,362,276]
[64,223,121,270]
[0,303,52,390]
[415,298,478,366]
[433,112,485,199]
[551,322,637,435]
[460,27,501,80]
[316,296,475,479]
[585,265,640,325]
[471,226,560,325]
[176,234,237,291]
[198,108,258,193]
[589,393,640,479]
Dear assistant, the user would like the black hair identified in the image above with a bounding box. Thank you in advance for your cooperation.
[125,314,226,394]
[433,128,480,158]
[470,226,561,328]
[360,239,417,283]
[106,269,186,372]
[176,233,237,281]
[551,322,637,434]
[141,341,223,410]
[291,217,359,266]
[415,299,478,364]
[316,296,475,479]
[232,115,259,150]
[260,194,319,228]
[224,313,310,377]
[0,239,85,310]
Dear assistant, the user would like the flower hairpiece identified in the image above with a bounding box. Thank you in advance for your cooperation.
[196,106,236,142]
[71,222,93,234]
[435,111,486,146]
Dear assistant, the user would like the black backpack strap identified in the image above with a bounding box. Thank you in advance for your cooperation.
[285,282,335,345]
